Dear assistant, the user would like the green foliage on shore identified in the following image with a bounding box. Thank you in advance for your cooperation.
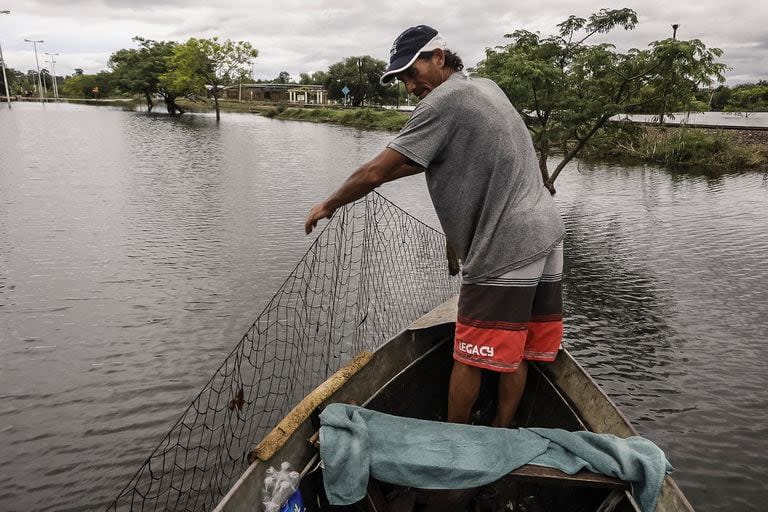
[724,83,768,112]
[323,56,402,106]
[475,8,726,192]
[109,38,181,114]
[162,37,258,121]
[59,71,116,98]
[696,82,768,112]
[583,123,767,171]
[190,98,766,172]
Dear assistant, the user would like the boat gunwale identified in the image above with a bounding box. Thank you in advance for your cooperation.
[213,321,455,511]
[214,296,694,512]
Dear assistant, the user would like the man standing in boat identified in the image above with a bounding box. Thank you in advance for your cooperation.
[305,25,565,428]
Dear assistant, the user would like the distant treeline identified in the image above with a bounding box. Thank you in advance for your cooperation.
[0,37,409,114]
[2,7,766,186]
[4,64,764,115]
[696,82,768,112]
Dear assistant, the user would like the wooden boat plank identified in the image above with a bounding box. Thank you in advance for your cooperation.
[407,295,458,330]
[508,465,630,489]
[251,351,374,462]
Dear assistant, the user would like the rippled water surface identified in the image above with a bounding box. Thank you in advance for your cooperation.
[1,102,767,511]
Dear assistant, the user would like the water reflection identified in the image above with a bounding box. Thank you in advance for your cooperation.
[561,191,683,422]
[555,161,768,510]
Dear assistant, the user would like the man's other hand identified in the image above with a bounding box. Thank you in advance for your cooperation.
[305,202,335,234]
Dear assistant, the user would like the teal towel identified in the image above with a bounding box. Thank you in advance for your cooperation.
[319,404,672,512]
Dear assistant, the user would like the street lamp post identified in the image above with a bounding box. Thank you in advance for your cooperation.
[356,57,364,107]
[24,38,45,102]
[1,10,10,108]
[45,52,59,99]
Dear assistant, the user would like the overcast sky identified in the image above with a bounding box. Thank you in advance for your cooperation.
[1,0,765,85]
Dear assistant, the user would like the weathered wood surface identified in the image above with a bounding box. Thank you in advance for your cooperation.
[214,322,452,512]
[407,295,458,330]
[215,299,695,512]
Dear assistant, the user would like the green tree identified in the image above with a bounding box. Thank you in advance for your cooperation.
[273,70,292,83]
[39,68,53,92]
[298,70,328,85]
[60,74,92,98]
[0,66,33,96]
[162,36,258,121]
[59,71,115,99]
[475,8,726,192]
[325,56,395,106]
[694,86,718,111]
[641,37,726,123]
[724,83,768,112]
[109,37,180,113]
[705,85,732,111]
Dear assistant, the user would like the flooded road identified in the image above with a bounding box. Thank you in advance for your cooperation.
[1,102,767,511]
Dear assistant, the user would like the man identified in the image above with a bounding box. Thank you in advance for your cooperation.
[305,25,565,427]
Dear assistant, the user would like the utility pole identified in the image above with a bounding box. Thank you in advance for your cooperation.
[1,10,10,108]
[357,57,364,107]
[24,38,45,101]
[45,52,59,99]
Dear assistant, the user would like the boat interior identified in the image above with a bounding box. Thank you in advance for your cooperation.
[292,333,638,512]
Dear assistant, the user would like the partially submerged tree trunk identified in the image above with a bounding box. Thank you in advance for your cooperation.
[535,132,555,194]
[542,166,556,195]
[144,91,154,113]
[213,92,220,122]
[547,115,611,191]
[163,95,185,115]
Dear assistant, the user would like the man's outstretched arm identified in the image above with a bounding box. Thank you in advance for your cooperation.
[304,148,423,234]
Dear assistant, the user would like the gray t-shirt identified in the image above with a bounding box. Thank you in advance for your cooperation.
[388,73,565,282]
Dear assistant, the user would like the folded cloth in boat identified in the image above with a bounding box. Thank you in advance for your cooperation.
[319,404,672,512]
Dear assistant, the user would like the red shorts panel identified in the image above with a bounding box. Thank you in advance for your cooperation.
[453,243,564,372]
[454,321,527,372]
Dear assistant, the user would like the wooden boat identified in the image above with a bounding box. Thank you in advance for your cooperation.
[213,296,694,512]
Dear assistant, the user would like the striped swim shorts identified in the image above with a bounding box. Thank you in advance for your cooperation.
[453,242,564,372]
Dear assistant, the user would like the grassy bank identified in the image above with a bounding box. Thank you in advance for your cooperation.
[582,123,768,172]
[176,99,410,131]
[179,99,767,172]
[260,105,409,131]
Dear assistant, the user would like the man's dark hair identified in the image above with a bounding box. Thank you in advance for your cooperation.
[442,50,464,71]
[419,49,464,71]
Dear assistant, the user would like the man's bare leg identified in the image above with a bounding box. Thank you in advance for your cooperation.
[492,360,528,428]
[447,360,482,423]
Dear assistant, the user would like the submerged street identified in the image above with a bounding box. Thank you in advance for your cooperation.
[1,102,767,511]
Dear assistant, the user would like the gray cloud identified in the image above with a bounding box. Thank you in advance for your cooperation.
[1,0,765,83]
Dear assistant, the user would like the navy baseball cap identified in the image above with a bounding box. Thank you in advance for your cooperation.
[380,25,447,85]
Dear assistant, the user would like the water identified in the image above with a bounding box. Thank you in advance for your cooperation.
[1,102,767,511]
[614,111,768,128]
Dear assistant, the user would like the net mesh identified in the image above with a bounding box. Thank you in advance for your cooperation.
[106,192,460,511]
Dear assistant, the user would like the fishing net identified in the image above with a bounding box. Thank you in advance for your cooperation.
[106,192,460,511]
